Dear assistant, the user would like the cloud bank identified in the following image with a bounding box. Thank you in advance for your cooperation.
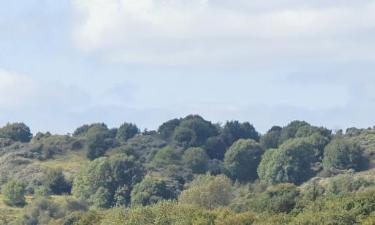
[72,0,375,65]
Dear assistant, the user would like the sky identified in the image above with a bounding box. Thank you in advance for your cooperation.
[1,0,375,134]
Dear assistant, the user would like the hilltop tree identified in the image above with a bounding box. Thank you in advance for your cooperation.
[224,139,264,182]
[116,122,140,143]
[258,138,317,185]
[323,138,368,172]
[158,119,180,140]
[221,121,260,146]
[85,124,116,160]
[260,126,282,150]
[0,122,32,143]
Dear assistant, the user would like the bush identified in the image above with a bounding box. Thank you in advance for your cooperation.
[258,138,317,185]
[0,123,32,143]
[130,177,177,206]
[182,147,209,174]
[323,138,368,172]
[250,183,300,213]
[43,169,71,195]
[2,180,26,207]
[116,123,140,143]
[179,174,233,210]
[224,139,264,182]
[72,154,144,208]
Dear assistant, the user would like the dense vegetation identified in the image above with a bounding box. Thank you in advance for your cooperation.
[1,116,375,224]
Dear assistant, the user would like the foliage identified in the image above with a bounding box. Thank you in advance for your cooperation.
[179,174,233,209]
[0,123,32,143]
[258,138,317,185]
[172,127,197,148]
[224,139,264,182]
[72,154,144,208]
[204,136,227,160]
[182,147,209,174]
[42,168,71,195]
[157,119,180,141]
[116,123,140,143]
[323,138,368,172]
[221,121,260,146]
[85,124,117,160]
[260,126,282,150]
[151,146,181,167]
[131,177,178,206]
[2,180,26,207]
[249,183,300,213]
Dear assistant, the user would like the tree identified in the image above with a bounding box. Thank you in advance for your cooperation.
[2,180,26,207]
[178,115,219,146]
[250,183,300,213]
[42,169,71,195]
[85,124,116,160]
[323,138,367,172]
[0,122,32,142]
[258,138,317,185]
[204,136,227,160]
[182,147,209,174]
[224,139,264,182]
[116,123,139,143]
[72,154,144,208]
[260,126,282,150]
[221,121,260,146]
[172,127,197,148]
[130,177,177,206]
[158,119,180,140]
[152,146,181,167]
[278,121,310,145]
[73,123,108,137]
[178,174,233,210]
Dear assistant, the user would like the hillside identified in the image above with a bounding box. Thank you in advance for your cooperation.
[1,117,375,224]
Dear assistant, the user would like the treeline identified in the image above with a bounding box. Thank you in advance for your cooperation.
[0,115,375,225]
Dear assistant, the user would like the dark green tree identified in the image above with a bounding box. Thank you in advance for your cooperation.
[172,127,197,148]
[178,115,219,146]
[204,136,227,160]
[221,121,260,146]
[278,121,310,144]
[260,126,282,150]
[72,154,144,208]
[224,139,264,182]
[158,119,180,140]
[116,122,139,143]
[323,138,368,172]
[258,138,317,185]
[85,124,116,160]
[0,122,32,142]
[250,183,300,213]
[182,147,209,174]
[130,177,177,206]
[42,169,71,195]
[152,146,181,167]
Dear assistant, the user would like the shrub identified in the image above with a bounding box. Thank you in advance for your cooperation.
[2,180,26,207]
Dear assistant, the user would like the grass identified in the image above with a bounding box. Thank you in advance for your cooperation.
[0,195,34,222]
[31,150,88,178]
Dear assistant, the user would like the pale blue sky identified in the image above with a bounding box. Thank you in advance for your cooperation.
[1,0,375,134]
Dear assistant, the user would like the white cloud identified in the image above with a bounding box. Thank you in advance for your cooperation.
[71,0,375,65]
